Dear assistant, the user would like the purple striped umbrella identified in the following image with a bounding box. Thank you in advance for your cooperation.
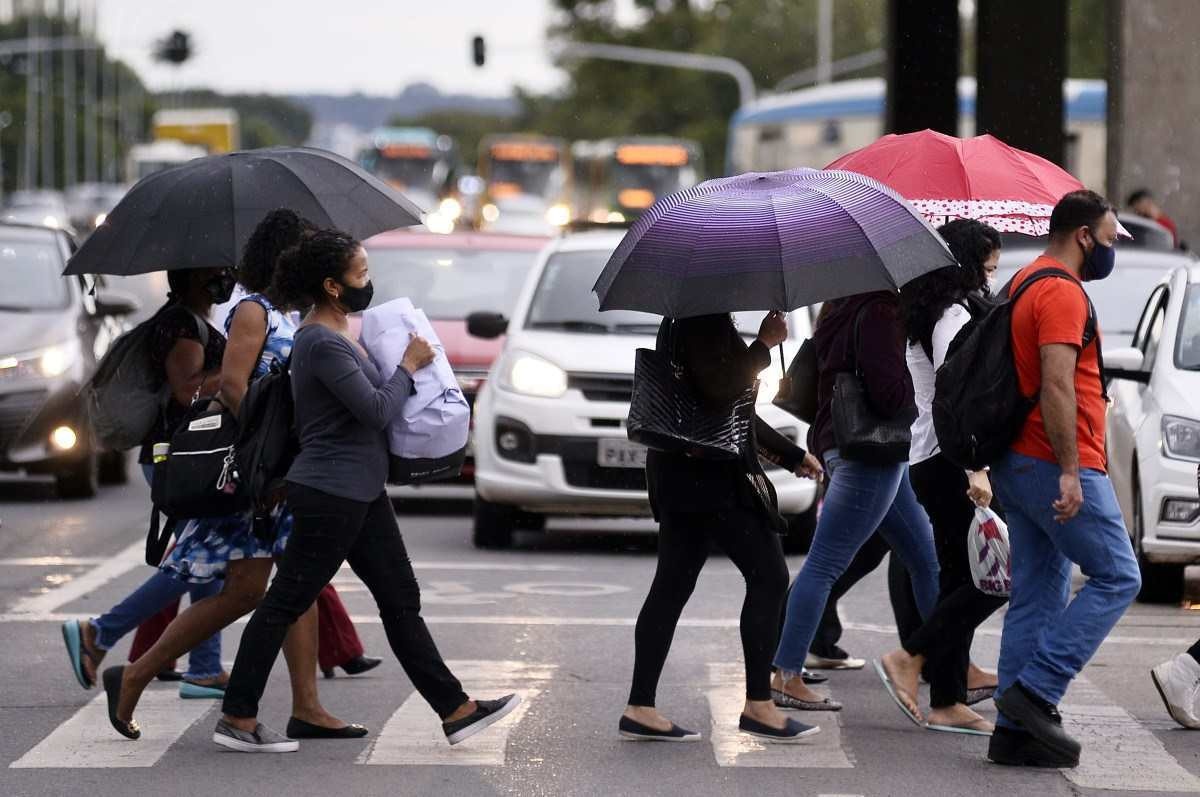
[593,168,957,317]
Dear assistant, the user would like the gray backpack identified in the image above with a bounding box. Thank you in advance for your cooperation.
[84,305,208,451]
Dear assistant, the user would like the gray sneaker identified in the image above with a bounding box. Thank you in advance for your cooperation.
[213,718,299,753]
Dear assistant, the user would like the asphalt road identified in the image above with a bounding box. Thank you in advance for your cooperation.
[2,474,1200,797]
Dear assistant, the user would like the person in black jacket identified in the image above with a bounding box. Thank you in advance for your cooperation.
[621,311,824,744]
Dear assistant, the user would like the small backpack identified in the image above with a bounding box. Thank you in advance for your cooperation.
[234,359,298,526]
[931,267,1104,471]
[84,304,208,451]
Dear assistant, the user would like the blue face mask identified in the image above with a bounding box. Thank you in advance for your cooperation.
[1082,231,1116,282]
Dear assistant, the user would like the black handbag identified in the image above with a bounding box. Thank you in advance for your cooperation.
[773,338,818,423]
[626,321,757,461]
[831,304,914,464]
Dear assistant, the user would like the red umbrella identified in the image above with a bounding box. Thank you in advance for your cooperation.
[825,130,1089,236]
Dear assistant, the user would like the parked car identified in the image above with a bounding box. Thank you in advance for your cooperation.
[360,229,549,500]
[996,245,1196,348]
[0,222,137,497]
[467,229,819,550]
[1107,265,1200,603]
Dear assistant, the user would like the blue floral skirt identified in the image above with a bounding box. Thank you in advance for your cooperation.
[160,509,292,584]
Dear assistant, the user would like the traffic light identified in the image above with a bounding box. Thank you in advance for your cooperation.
[472,35,485,67]
[155,30,192,65]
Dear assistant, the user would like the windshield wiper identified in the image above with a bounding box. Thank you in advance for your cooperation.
[528,320,611,333]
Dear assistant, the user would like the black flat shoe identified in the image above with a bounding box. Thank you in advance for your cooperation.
[618,715,701,742]
[102,666,140,740]
[322,655,383,679]
[987,726,1079,768]
[443,694,522,746]
[155,669,184,682]
[738,714,821,743]
[285,717,369,739]
[802,669,828,685]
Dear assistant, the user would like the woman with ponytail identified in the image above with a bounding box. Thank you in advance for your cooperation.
[214,228,520,753]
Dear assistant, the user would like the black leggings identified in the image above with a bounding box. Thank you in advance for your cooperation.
[629,507,789,706]
[903,454,1008,708]
[222,484,468,720]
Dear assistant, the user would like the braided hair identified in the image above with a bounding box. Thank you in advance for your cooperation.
[272,228,362,309]
[239,209,317,293]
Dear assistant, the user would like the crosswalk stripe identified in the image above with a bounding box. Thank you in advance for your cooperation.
[1061,675,1200,792]
[358,660,554,767]
[6,541,143,616]
[9,687,214,769]
[705,663,852,768]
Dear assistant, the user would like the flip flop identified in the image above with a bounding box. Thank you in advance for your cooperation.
[926,718,994,736]
[180,681,226,700]
[61,620,92,689]
[966,685,998,706]
[873,659,923,727]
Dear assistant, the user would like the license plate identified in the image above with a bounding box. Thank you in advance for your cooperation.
[597,439,647,469]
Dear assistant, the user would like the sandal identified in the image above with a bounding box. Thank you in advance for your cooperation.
[102,666,141,740]
[61,620,102,690]
[966,685,997,706]
[926,717,994,736]
[873,659,923,726]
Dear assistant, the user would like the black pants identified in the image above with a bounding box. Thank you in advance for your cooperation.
[808,534,922,658]
[222,484,468,720]
[629,507,789,706]
[903,454,1008,708]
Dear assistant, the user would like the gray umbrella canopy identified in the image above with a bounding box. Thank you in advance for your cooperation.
[64,147,425,276]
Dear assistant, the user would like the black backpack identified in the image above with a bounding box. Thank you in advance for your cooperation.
[932,267,1104,471]
[234,359,298,533]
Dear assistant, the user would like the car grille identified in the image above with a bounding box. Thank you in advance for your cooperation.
[569,373,634,403]
[0,390,47,450]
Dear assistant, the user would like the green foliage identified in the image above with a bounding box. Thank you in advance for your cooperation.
[168,89,313,148]
[1068,0,1108,79]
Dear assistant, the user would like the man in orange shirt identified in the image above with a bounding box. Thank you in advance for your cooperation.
[987,191,1141,769]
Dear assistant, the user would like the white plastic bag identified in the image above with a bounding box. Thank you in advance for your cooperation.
[361,298,471,484]
[967,505,1011,597]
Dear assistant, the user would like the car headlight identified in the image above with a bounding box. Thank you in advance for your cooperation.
[500,351,568,398]
[424,211,455,235]
[1162,415,1200,461]
[438,197,463,221]
[545,203,571,227]
[0,341,80,381]
[481,203,500,223]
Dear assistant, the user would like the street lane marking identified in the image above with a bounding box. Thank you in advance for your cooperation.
[706,663,852,769]
[0,556,108,566]
[359,660,552,767]
[0,611,1192,648]
[1061,675,1200,792]
[6,541,143,616]
[9,687,213,769]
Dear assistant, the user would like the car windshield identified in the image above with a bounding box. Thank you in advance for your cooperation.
[375,156,438,188]
[489,159,561,198]
[366,244,539,319]
[527,249,787,337]
[1175,285,1200,370]
[0,229,69,311]
[995,260,1179,345]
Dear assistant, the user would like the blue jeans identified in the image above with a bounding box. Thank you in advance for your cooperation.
[88,466,223,680]
[990,451,1140,728]
[774,450,941,672]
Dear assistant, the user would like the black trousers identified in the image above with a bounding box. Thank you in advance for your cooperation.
[629,507,789,706]
[808,533,922,658]
[222,484,468,720]
[903,454,1008,707]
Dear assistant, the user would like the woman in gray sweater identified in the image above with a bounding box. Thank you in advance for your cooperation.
[214,229,520,753]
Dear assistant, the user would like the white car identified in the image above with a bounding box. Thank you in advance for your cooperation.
[467,229,819,550]
[1107,264,1200,603]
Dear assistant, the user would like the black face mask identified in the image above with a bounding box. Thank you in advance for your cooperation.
[205,272,237,304]
[337,280,374,313]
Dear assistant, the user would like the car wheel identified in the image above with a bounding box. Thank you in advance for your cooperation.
[783,502,818,555]
[1132,465,1185,604]
[98,450,129,485]
[56,453,99,499]
[473,495,516,549]
[517,511,547,532]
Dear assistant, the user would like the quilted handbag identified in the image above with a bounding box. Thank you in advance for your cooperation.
[627,345,757,461]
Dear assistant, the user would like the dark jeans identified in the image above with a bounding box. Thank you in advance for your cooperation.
[808,534,922,658]
[222,484,468,720]
[903,454,1008,707]
[629,507,789,706]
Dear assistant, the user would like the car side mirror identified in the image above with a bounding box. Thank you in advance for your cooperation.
[93,289,140,318]
[467,311,508,340]
[1104,346,1151,384]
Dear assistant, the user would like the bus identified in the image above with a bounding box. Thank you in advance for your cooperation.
[571,137,703,223]
[727,78,1107,188]
[359,127,458,215]
[152,108,240,155]
[476,135,571,234]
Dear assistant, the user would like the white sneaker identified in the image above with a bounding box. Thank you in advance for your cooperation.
[1151,654,1200,730]
[805,653,866,670]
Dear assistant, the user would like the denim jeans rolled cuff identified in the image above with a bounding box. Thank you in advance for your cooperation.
[991,451,1140,726]
[89,568,224,679]
[773,450,940,673]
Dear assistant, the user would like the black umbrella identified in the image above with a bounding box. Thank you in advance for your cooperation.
[64,146,424,276]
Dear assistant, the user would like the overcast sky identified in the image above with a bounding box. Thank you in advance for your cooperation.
[96,0,629,97]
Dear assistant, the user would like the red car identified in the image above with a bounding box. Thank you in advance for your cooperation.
[359,229,549,499]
